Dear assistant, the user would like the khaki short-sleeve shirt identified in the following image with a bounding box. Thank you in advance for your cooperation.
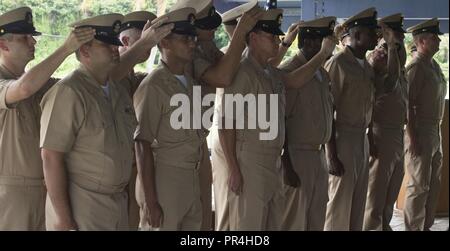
[0,65,57,179]
[407,55,447,123]
[40,65,137,188]
[134,62,206,169]
[221,55,286,153]
[373,68,408,127]
[325,46,375,128]
[280,52,334,145]
[122,71,147,97]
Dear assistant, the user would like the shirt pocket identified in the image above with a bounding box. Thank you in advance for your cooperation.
[121,103,138,146]
[16,102,39,139]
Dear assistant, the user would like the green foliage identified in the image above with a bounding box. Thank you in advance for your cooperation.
[1,1,448,83]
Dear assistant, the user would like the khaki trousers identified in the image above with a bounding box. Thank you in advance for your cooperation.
[229,150,284,231]
[211,128,230,231]
[199,142,213,231]
[0,177,46,231]
[325,126,369,231]
[404,124,443,231]
[140,164,202,231]
[364,126,405,231]
[281,146,329,231]
[46,179,129,231]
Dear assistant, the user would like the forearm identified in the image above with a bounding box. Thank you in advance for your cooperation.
[201,31,246,88]
[268,44,289,67]
[41,149,74,224]
[284,51,328,89]
[6,46,71,105]
[135,140,158,204]
[384,45,400,92]
[110,40,153,82]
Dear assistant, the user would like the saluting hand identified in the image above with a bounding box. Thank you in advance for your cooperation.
[62,27,95,53]
[334,24,345,40]
[142,17,174,48]
[282,22,301,46]
[379,23,399,47]
[234,8,264,36]
[320,36,337,58]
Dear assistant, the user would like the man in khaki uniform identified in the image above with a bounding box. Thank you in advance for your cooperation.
[404,18,446,231]
[0,7,94,231]
[119,11,156,96]
[280,16,336,231]
[324,7,378,231]
[210,0,259,231]
[40,14,172,231]
[134,7,208,231]
[363,14,408,231]
[119,10,157,231]
[219,8,336,231]
[169,0,263,231]
[211,0,299,231]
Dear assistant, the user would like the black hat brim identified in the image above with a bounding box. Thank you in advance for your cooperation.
[195,12,222,30]
[95,35,123,46]
[260,26,285,36]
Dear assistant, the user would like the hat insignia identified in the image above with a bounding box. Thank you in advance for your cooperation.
[329,20,336,30]
[277,14,283,25]
[209,7,216,17]
[25,12,33,24]
[188,13,196,25]
[113,20,122,34]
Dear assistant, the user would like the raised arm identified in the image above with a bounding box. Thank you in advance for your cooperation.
[2,27,94,106]
[283,36,336,89]
[200,8,263,88]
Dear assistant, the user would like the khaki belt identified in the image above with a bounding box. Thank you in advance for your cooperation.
[336,124,369,134]
[71,175,126,195]
[0,176,44,186]
[290,144,324,151]
[239,142,283,156]
[156,159,201,171]
[373,123,406,130]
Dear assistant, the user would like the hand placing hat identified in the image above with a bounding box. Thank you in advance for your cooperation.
[379,22,400,48]
[141,16,173,48]
[282,23,301,46]
[62,27,96,54]
[234,7,264,36]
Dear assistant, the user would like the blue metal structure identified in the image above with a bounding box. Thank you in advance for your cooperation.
[214,0,449,32]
